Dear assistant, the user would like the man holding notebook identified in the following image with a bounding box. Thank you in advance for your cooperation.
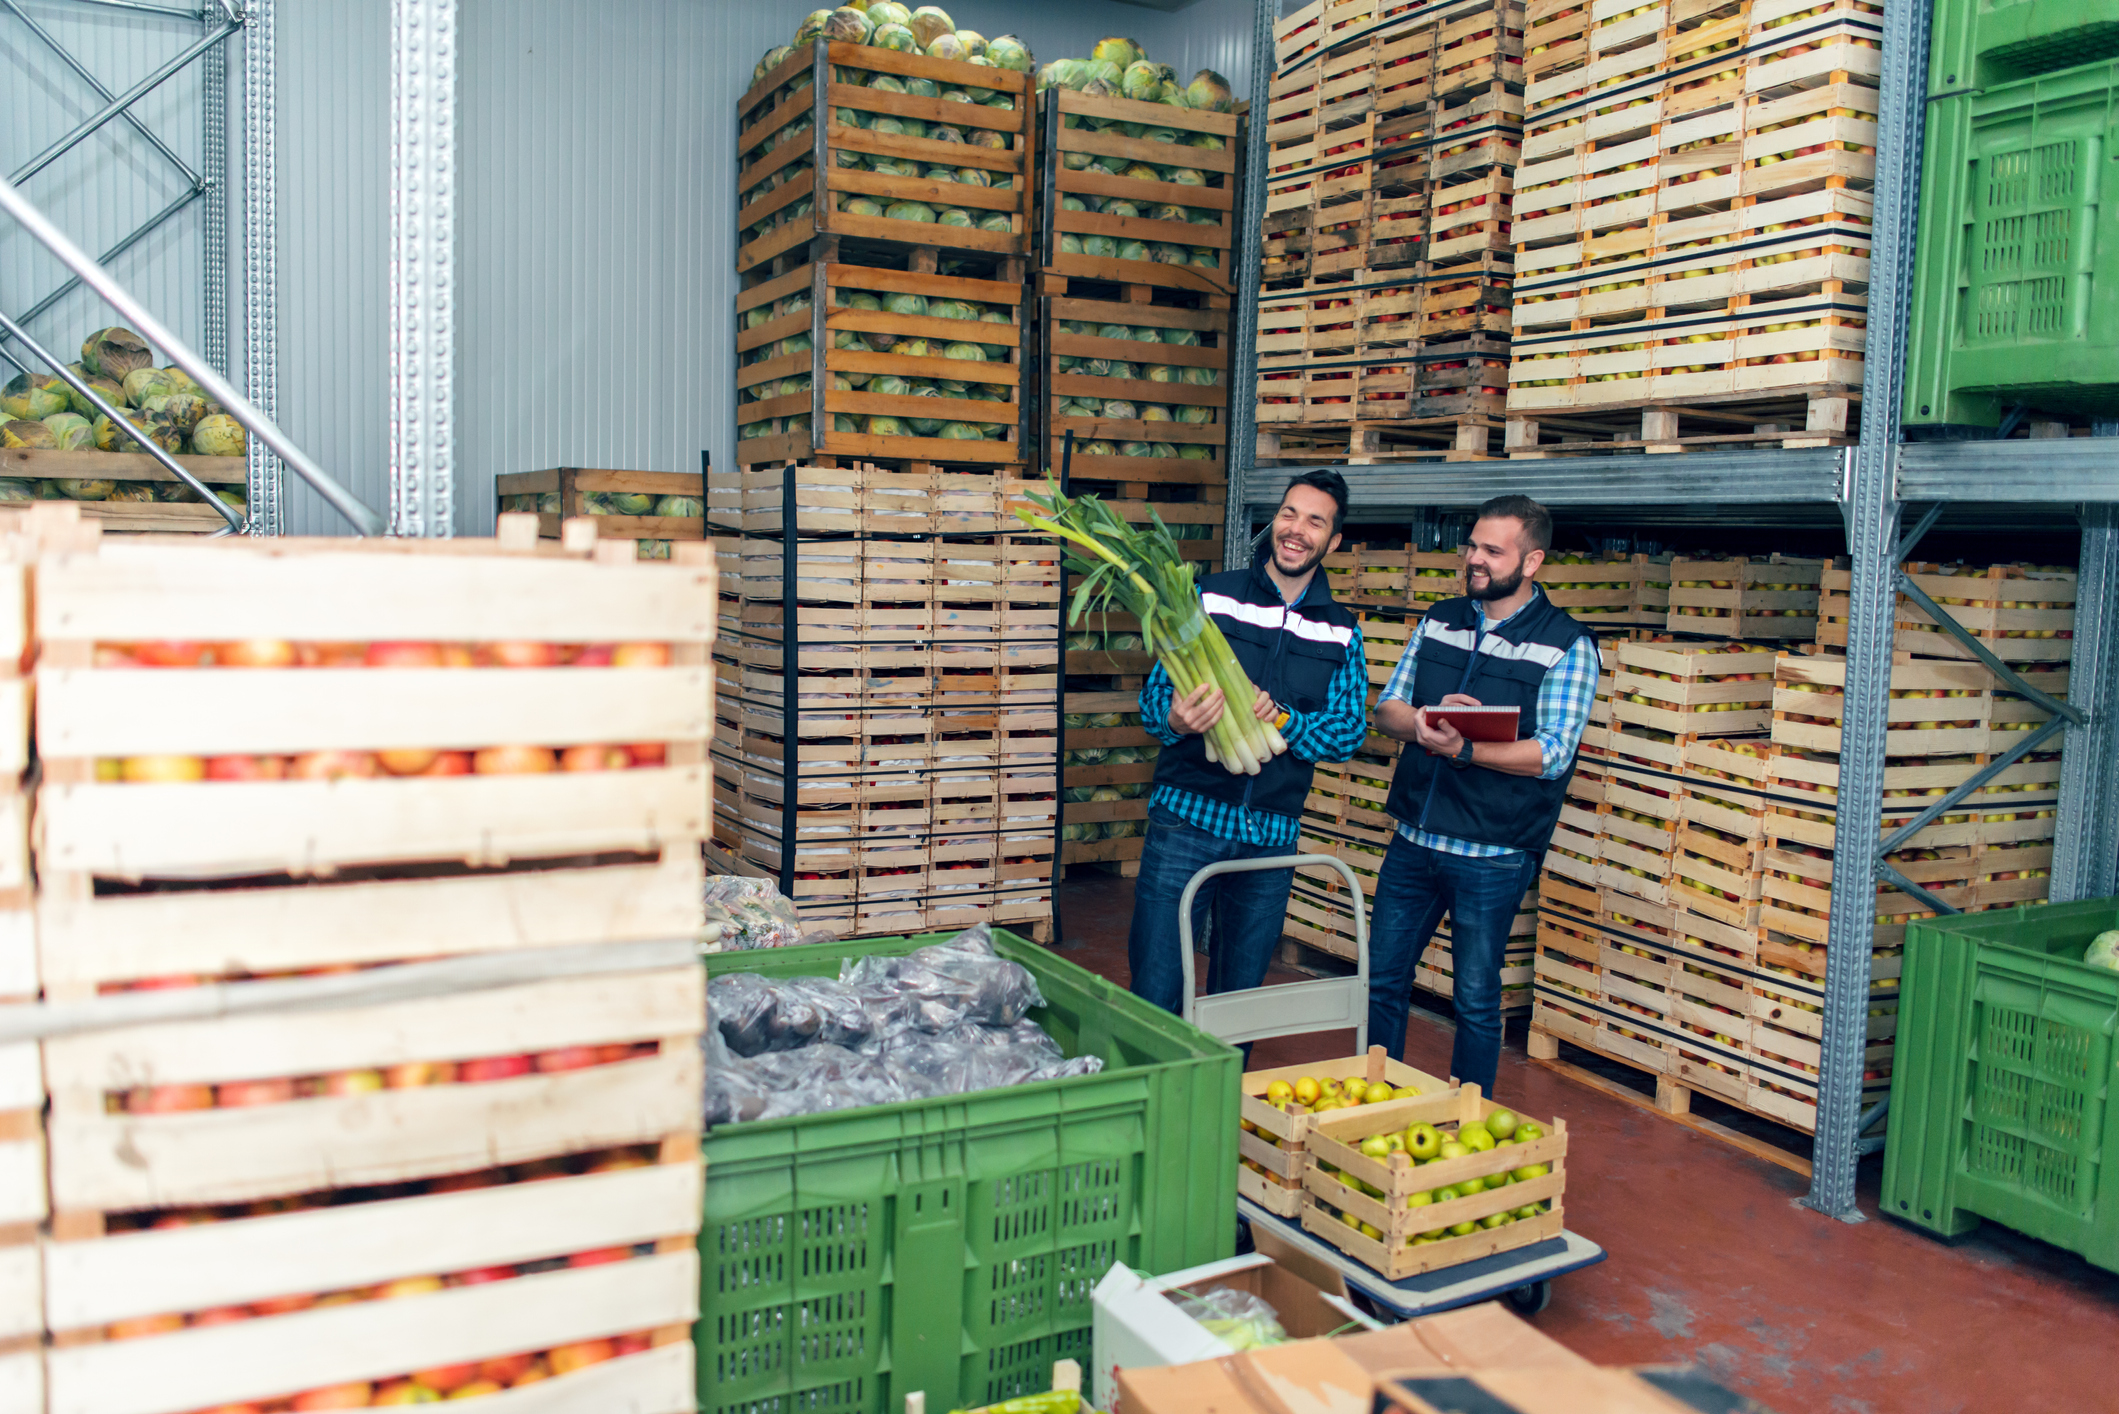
[1368,494,1598,1096]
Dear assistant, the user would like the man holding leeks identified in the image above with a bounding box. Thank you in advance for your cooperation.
[1127,471,1368,1014]
[1368,495,1597,1097]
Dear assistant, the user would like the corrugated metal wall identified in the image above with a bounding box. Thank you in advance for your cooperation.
[0,1,216,398]
[13,0,1257,536]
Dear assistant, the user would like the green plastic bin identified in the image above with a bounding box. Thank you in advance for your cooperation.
[695,931,1240,1414]
[1904,58,2119,427]
[1927,0,2119,97]
[1881,898,2119,1272]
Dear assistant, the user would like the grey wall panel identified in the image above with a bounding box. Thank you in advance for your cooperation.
[274,0,388,536]
[0,0,210,386]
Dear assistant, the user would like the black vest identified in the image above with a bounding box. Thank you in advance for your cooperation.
[1150,563,1360,821]
[1385,589,1590,853]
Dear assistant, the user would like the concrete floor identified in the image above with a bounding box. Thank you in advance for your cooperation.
[1052,873,2119,1414]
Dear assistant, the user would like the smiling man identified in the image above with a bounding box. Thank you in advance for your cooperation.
[1128,471,1369,1015]
[1368,494,1597,1095]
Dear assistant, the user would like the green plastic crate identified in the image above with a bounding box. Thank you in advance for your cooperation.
[695,931,1240,1414]
[1904,59,2119,427]
[1881,898,2119,1271]
[1928,0,2119,97]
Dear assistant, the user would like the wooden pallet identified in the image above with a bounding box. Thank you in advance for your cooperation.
[497,466,706,557]
[0,448,249,536]
[1258,414,1501,463]
[736,40,1035,273]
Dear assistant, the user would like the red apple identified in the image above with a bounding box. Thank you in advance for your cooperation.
[623,742,667,767]
[612,642,671,668]
[214,639,297,668]
[368,1382,434,1406]
[573,644,615,667]
[292,1385,374,1410]
[216,1077,296,1108]
[128,1083,215,1114]
[534,1045,599,1073]
[298,642,368,667]
[411,1362,479,1393]
[559,745,629,772]
[197,1406,269,1414]
[365,641,443,668]
[548,1339,615,1376]
[476,1353,535,1384]
[458,1054,534,1083]
[473,745,556,775]
[454,1266,518,1287]
[425,1170,499,1194]
[587,1151,651,1173]
[567,1247,632,1269]
[252,1293,317,1316]
[288,750,379,780]
[614,1331,652,1356]
[188,1305,254,1328]
[482,641,558,668]
[421,751,473,777]
[439,644,476,668]
[133,641,207,667]
[377,748,441,777]
[595,1043,638,1064]
[206,754,286,782]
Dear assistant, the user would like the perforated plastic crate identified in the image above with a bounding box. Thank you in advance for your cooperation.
[696,931,1239,1414]
[1881,897,2119,1272]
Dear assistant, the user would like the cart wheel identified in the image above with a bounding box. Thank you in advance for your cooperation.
[1504,1280,1552,1316]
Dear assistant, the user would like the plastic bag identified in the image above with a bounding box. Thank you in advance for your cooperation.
[1171,1286,1288,1350]
[704,875,837,951]
[701,1024,915,1124]
[709,974,874,1056]
[839,925,1046,1028]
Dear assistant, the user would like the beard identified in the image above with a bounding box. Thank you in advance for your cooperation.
[1275,535,1330,578]
[1468,563,1524,601]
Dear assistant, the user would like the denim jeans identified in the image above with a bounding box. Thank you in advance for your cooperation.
[1126,805,1296,1016]
[1367,832,1535,1097]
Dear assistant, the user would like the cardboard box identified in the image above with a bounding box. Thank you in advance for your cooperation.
[1116,1302,1591,1414]
[1378,1365,1782,1413]
[1092,1238,1380,1411]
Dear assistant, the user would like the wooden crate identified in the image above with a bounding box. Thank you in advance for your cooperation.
[1771,652,2068,758]
[1299,1085,1567,1279]
[0,448,250,536]
[1611,638,1778,732]
[1816,562,2077,663]
[1039,87,1243,297]
[1239,1047,1453,1216]
[1045,289,1231,494]
[710,464,1035,537]
[736,39,1035,275]
[1538,554,1641,625]
[495,466,706,553]
[737,258,1031,470]
[1665,555,1821,637]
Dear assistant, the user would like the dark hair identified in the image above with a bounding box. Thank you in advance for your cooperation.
[1475,494,1553,555]
[1281,469,1349,538]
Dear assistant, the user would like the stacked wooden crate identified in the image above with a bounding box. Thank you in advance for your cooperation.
[497,466,706,561]
[735,40,1035,477]
[708,477,1058,936]
[1505,0,1881,454]
[1815,561,2077,662]
[1258,0,1525,464]
[1238,1049,1452,1217]
[1059,633,1158,878]
[1667,553,1821,637]
[0,448,246,535]
[0,525,36,1414]
[28,510,708,1412]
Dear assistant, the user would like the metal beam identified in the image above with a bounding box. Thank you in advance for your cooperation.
[200,2,229,376]
[2054,499,2119,901]
[0,0,204,186]
[1898,438,2119,501]
[1223,0,1276,571]
[1,186,204,342]
[387,0,459,537]
[1804,0,1932,1224]
[243,0,284,533]
[1242,449,1846,513]
[0,173,384,535]
[8,17,237,187]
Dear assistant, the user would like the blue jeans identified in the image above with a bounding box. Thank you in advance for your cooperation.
[1127,804,1296,1015]
[1367,833,1535,1098]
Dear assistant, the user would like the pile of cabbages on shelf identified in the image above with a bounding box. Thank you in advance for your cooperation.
[703,926,1103,1125]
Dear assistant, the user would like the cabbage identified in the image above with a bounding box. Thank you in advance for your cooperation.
[2086,930,2119,972]
[1083,234,1119,258]
[986,35,1031,72]
[0,420,54,450]
[924,164,958,182]
[842,195,885,217]
[1107,361,1138,381]
[1186,69,1235,112]
[1191,248,1219,268]
[1103,399,1138,420]
[938,422,986,440]
[956,30,986,56]
[906,76,940,99]
[885,200,938,223]
[789,14,829,48]
[872,20,919,50]
[943,342,986,361]
[867,415,905,437]
[654,496,705,517]
[1092,37,1142,69]
[1118,239,1151,261]
[1177,403,1215,424]
[884,292,929,318]
[979,214,1013,232]
[1183,365,1222,387]
[925,34,967,62]
[1141,405,1172,422]
[820,7,873,43]
[1121,441,1153,458]
[936,208,974,227]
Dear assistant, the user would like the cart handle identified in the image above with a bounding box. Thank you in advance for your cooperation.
[1178,853,1369,1052]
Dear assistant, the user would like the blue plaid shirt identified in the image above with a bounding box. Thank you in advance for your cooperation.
[1139,597,1370,849]
[1380,587,1600,857]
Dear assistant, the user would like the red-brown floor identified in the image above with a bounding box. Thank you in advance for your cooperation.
[1053,874,2119,1414]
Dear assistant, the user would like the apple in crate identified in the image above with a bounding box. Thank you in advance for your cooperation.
[215,639,297,668]
[560,744,630,772]
[377,749,441,776]
[549,1339,615,1375]
[365,642,443,668]
[289,750,378,780]
[216,1077,296,1107]
[128,1083,214,1114]
[613,642,671,668]
[133,641,207,667]
[478,1352,536,1384]
[458,1054,533,1083]
[422,751,473,776]
[385,1059,457,1088]
[473,745,555,775]
[411,1361,480,1393]
[292,1385,372,1410]
[534,1045,600,1072]
[122,754,205,783]
[207,754,286,781]
[482,642,559,668]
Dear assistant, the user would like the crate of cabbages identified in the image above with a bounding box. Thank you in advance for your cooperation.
[701,924,1237,1414]
[495,465,704,561]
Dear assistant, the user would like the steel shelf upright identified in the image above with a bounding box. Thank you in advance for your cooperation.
[388,0,458,538]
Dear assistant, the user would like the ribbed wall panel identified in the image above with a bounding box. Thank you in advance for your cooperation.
[0,1,214,388]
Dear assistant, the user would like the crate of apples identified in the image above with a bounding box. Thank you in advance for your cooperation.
[1235,1046,1450,1217]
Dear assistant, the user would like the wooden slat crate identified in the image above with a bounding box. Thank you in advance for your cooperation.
[1045,290,1232,503]
[1665,555,1821,637]
[0,521,38,1414]
[1611,638,1778,733]
[1418,900,1538,1011]
[1239,1047,1452,1217]
[709,464,1037,537]
[1505,0,1883,454]
[1039,87,1243,298]
[736,39,1035,275]
[496,466,706,557]
[0,449,249,536]
[25,511,708,1413]
[1771,651,2069,758]
[1540,553,1641,625]
[1301,1086,1567,1279]
[1816,562,2077,663]
[737,258,1031,471]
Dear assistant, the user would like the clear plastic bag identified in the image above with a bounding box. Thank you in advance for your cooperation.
[1171,1286,1288,1351]
[838,925,1046,1029]
[709,974,873,1056]
[704,876,837,951]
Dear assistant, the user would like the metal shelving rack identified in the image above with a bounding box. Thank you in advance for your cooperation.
[1222,0,2119,1222]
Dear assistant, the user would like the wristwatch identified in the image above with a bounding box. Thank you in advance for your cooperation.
[1450,739,1475,768]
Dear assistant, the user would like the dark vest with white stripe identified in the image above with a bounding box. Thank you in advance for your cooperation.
[1385,589,1591,853]
[1151,563,1359,823]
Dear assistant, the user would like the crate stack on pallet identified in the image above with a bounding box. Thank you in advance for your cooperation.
[0,528,35,1413]
[1257,0,1526,465]
[735,39,1036,478]
[497,466,706,561]
[20,509,709,1413]
[1059,633,1158,878]
[1504,0,1882,455]
[707,468,1059,938]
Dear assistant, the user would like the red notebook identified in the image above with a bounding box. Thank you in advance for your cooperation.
[1422,704,1521,741]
